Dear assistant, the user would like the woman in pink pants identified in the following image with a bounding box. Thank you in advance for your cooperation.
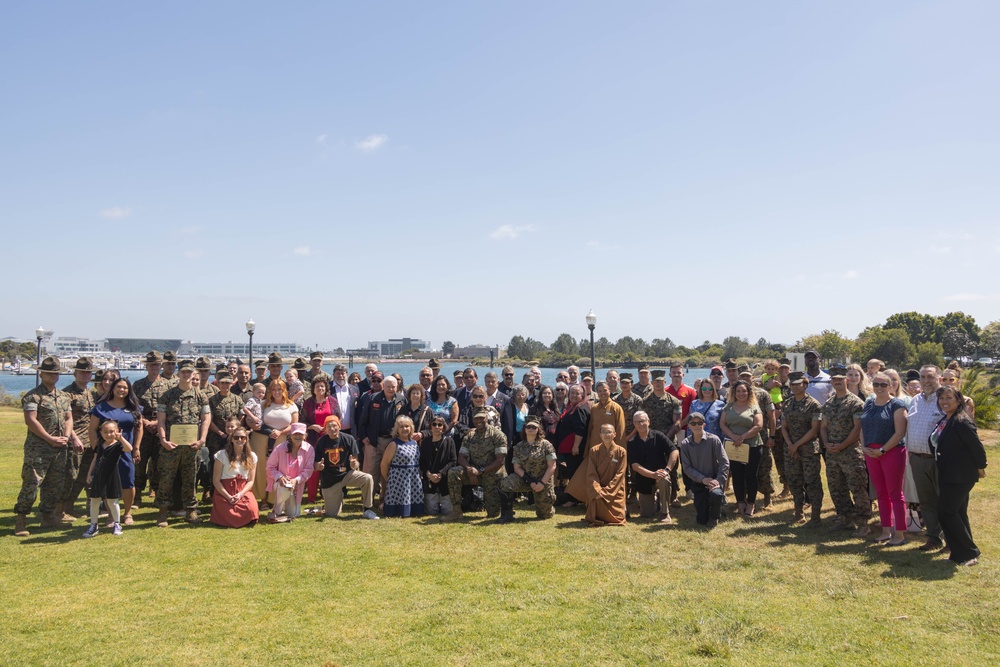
[860,372,909,545]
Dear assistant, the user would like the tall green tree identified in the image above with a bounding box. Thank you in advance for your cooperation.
[940,311,980,341]
[722,336,751,360]
[550,333,577,355]
[798,330,853,361]
[647,338,675,357]
[441,341,456,355]
[884,312,942,344]
[855,328,915,368]
[942,328,975,358]
[979,321,1000,357]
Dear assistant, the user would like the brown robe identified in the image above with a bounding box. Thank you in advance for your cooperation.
[584,441,627,526]
[586,399,627,449]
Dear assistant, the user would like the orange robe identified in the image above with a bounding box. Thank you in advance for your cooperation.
[584,441,627,526]
[586,399,626,449]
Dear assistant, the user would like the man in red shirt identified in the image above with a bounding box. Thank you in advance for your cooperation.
[666,363,698,501]
[666,363,697,421]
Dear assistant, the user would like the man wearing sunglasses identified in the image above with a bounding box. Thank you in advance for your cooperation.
[781,371,824,526]
[680,412,728,528]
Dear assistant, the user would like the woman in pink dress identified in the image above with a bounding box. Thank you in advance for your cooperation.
[210,427,260,527]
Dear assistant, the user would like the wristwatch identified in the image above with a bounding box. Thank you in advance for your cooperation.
[879,447,886,454]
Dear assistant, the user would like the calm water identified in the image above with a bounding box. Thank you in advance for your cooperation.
[1,362,710,396]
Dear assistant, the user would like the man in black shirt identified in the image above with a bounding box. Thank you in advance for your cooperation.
[314,417,378,519]
[627,410,679,523]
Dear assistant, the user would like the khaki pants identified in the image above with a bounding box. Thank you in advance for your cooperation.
[250,432,274,505]
[321,470,374,517]
[363,436,392,495]
[638,476,672,518]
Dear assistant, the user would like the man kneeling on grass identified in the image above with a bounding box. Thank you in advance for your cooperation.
[313,416,379,520]
[680,412,729,528]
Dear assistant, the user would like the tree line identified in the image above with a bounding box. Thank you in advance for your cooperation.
[497,311,1000,369]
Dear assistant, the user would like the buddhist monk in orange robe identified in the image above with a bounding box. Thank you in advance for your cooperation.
[584,423,627,526]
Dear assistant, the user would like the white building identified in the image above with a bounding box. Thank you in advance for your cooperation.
[366,338,431,357]
[50,337,109,354]
[178,341,301,358]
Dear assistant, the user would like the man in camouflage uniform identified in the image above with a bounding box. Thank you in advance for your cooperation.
[613,373,643,442]
[161,350,179,387]
[641,371,682,439]
[443,408,508,520]
[633,363,654,399]
[301,351,330,400]
[253,359,267,385]
[739,366,778,508]
[498,415,557,522]
[61,357,97,519]
[203,369,245,495]
[264,352,284,388]
[820,365,871,536]
[780,371,824,526]
[133,351,166,504]
[156,359,211,526]
[772,359,793,498]
[13,356,75,536]
[195,357,218,399]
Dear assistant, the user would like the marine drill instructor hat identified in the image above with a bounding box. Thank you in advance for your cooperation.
[195,357,213,371]
[177,359,195,371]
[71,357,96,373]
[144,351,163,364]
[267,352,283,366]
[32,356,65,373]
[292,357,308,371]
[162,350,177,363]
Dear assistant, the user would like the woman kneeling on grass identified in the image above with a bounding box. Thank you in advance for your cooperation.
[266,423,314,523]
[211,427,259,528]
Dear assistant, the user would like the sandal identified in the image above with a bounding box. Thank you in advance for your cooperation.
[123,514,134,526]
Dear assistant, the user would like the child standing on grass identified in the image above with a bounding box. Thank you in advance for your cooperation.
[83,420,133,537]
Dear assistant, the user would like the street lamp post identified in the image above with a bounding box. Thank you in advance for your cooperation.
[586,310,597,381]
[246,318,255,369]
[35,325,45,387]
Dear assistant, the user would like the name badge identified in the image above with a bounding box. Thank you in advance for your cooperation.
[605,411,612,416]
[611,458,619,463]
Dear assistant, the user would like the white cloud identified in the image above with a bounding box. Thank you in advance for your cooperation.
[100,206,132,219]
[355,134,388,152]
[943,293,997,302]
[293,246,312,256]
[928,246,952,254]
[586,240,620,251]
[489,224,536,241]
[179,225,202,234]
[183,249,204,259]
[316,133,328,145]
[844,270,859,279]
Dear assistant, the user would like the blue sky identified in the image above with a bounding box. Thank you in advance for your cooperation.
[2,2,998,350]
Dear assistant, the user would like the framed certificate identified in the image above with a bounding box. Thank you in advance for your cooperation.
[724,439,750,464]
[170,424,199,446]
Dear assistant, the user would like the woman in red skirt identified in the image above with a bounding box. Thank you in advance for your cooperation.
[210,427,260,527]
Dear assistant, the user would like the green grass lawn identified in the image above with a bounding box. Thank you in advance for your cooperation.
[0,406,998,666]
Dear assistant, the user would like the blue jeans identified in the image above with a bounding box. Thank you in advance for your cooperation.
[692,485,725,525]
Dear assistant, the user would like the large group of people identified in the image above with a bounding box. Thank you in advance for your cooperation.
[10,350,989,566]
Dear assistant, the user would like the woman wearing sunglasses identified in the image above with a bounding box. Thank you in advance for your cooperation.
[686,379,725,441]
[210,427,260,527]
[860,372,909,545]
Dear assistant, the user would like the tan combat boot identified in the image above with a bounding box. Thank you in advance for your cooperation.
[156,507,170,527]
[14,514,29,537]
[40,511,73,528]
[184,509,201,524]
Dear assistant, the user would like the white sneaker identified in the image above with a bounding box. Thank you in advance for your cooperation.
[112,523,123,536]
[362,509,380,520]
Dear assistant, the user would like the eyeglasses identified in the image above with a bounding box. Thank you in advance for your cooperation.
[431,423,446,428]
[689,421,705,426]
[472,395,485,399]
[872,382,890,388]
[700,386,712,391]
[525,424,539,430]
[940,377,957,383]
[710,372,723,377]
[556,388,566,392]
[503,373,513,378]
[232,436,247,441]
